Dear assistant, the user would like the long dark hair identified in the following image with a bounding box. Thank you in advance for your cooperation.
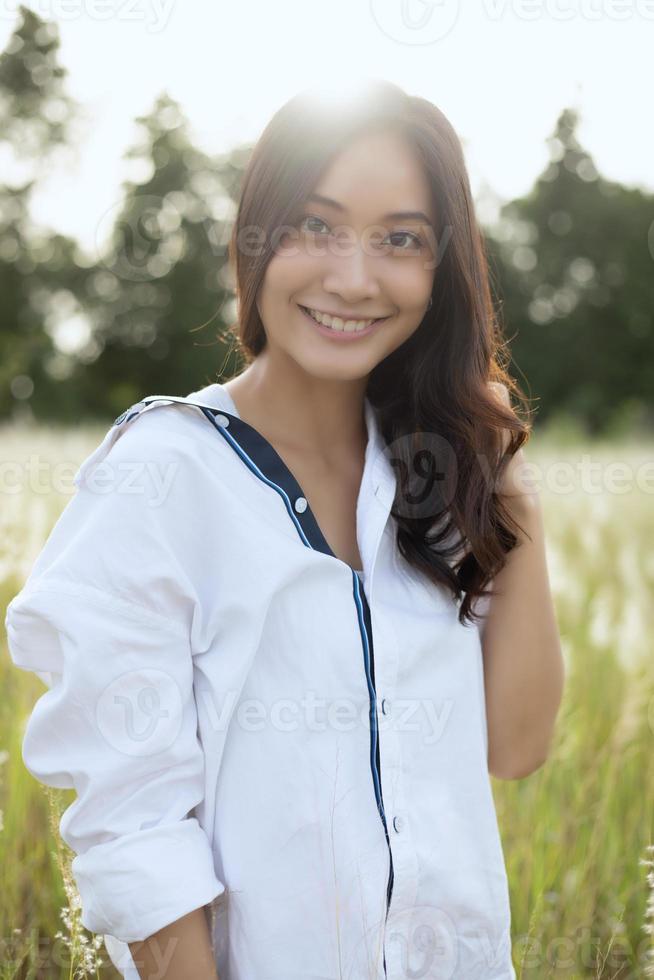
[225,79,533,627]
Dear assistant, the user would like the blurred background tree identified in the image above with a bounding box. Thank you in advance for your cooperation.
[0,7,85,421]
[1,5,653,435]
[68,92,245,421]
[487,107,654,436]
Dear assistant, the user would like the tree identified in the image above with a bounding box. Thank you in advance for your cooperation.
[0,6,86,421]
[73,93,241,419]
[487,108,654,435]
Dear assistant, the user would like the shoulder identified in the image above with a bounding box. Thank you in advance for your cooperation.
[14,396,229,619]
[73,395,229,494]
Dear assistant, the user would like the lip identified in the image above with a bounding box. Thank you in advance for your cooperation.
[297,304,390,341]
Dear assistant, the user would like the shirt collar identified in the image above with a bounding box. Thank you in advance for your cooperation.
[200,381,397,509]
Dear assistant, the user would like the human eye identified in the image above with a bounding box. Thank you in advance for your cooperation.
[298,213,331,235]
[386,230,424,250]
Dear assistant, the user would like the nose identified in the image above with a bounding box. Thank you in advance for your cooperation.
[321,238,383,306]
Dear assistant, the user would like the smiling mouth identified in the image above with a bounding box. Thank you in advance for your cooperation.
[298,304,390,333]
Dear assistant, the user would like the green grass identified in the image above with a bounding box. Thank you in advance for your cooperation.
[1,420,653,978]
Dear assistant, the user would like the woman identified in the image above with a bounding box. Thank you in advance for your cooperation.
[5,80,564,979]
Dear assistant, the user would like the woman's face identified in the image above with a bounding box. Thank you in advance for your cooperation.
[256,127,438,383]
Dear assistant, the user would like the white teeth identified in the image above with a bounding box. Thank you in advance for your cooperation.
[304,306,377,332]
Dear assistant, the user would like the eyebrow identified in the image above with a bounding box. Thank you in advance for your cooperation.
[306,193,434,227]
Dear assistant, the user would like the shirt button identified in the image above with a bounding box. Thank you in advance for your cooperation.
[215,413,230,427]
[294,496,308,513]
[393,815,404,833]
[381,698,389,715]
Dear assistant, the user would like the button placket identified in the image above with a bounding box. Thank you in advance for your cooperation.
[368,598,401,907]
[371,584,421,975]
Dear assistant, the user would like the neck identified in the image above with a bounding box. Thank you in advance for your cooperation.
[225,351,369,460]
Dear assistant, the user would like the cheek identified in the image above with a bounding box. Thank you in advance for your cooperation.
[261,250,317,302]
[386,261,434,310]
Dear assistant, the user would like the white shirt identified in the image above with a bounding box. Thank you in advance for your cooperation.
[5,382,515,980]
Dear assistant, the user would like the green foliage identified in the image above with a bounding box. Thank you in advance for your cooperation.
[487,108,654,436]
[0,7,83,421]
[67,92,244,421]
[1,10,653,436]
[0,7,244,426]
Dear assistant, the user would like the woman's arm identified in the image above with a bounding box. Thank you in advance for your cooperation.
[481,492,565,780]
[480,381,566,780]
[128,906,219,980]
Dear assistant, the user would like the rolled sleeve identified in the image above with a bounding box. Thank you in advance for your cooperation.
[6,581,224,943]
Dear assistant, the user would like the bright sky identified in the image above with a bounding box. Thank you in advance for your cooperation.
[2,0,652,255]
